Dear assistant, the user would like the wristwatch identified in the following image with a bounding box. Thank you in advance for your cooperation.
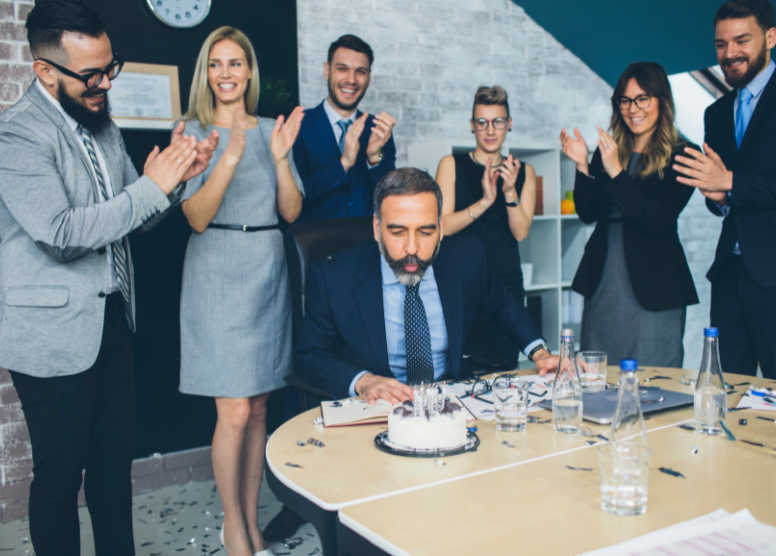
[527,342,550,362]
[505,197,519,207]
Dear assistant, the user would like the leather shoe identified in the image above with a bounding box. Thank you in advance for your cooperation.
[263,505,306,542]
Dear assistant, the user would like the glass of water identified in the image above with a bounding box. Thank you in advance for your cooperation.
[577,351,607,393]
[493,377,529,432]
[597,443,651,516]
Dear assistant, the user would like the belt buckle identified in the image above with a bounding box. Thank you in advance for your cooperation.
[242,225,247,232]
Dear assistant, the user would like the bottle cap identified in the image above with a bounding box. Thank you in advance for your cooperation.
[620,359,638,371]
[704,327,719,338]
[560,328,574,338]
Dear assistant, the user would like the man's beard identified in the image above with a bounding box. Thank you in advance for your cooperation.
[57,80,112,133]
[378,236,440,287]
[327,78,367,112]
[720,41,768,88]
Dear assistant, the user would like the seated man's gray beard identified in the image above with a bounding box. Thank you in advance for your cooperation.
[378,235,440,287]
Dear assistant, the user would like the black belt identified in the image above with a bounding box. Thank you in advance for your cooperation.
[207,223,280,232]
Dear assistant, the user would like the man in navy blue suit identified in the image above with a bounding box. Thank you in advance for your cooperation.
[296,168,558,403]
[675,0,776,378]
[293,34,397,223]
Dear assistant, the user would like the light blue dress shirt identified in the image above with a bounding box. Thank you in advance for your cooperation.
[348,255,545,397]
[719,60,776,254]
[322,98,378,169]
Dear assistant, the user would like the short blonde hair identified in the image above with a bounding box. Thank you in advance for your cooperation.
[472,85,509,119]
[182,26,260,128]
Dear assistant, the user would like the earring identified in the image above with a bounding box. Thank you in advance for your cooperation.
[471,130,475,134]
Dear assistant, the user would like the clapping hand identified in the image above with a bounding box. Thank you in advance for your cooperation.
[366,111,396,165]
[496,154,521,202]
[673,144,733,201]
[271,106,305,164]
[144,134,198,195]
[172,121,219,183]
[480,157,498,208]
[596,126,623,178]
[560,127,590,175]
[223,107,247,166]
[341,112,368,172]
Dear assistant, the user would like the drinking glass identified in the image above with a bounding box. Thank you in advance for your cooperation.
[577,351,607,393]
[597,443,651,516]
[492,377,528,432]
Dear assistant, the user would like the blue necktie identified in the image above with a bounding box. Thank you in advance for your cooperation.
[336,119,351,153]
[79,126,131,302]
[404,283,434,386]
[735,87,753,149]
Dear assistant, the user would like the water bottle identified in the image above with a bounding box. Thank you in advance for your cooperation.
[610,359,648,448]
[552,329,583,433]
[694,327,727,435]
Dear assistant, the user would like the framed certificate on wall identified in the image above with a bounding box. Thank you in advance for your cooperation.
[108,62,181,130]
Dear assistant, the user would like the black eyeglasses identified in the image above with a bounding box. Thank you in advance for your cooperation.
[472,117,509,131]
[39,54,124,89]
[615,94,653,111]
[468,379,494,404]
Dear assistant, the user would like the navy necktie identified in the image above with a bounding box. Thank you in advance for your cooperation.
[404,282,434,385]
[336,119,351,153]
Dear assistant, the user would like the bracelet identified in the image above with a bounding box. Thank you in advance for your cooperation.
[467,207,477,220]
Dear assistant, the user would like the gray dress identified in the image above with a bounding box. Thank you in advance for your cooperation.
[580,153,685,367]
[179,119,304,398]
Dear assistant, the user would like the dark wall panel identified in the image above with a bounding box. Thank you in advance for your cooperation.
[76,0,299,457]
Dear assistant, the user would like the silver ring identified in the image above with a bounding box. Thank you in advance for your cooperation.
[602,144,608,149]
[176,157,183,164]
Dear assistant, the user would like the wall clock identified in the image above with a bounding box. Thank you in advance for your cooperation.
[146,0,212,28]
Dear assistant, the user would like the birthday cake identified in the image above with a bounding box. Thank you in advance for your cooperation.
[387,386,469,451]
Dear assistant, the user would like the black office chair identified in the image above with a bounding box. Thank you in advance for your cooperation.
[282,216,374,410]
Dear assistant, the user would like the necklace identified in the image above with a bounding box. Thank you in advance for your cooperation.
[471,151,503,168]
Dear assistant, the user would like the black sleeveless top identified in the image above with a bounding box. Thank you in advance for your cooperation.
[453,152,526,296]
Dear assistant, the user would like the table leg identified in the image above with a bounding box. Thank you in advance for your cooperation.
[265,463,338,555]
[337,519,390,556]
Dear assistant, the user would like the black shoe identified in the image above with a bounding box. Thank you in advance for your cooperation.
[263,505,306,542]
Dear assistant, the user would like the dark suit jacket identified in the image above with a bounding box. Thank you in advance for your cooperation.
[704,70,776,288]
[292,101,397,223]
[295,235,544,399]
[572,147,699,311]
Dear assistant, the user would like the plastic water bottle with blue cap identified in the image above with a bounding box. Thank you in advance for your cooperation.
[552,329,583,433]
[610,359,648,448]
[694,327,726,435]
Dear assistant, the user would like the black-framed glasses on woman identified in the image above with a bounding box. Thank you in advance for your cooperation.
[615,94,653,111]
[38,54,124,89]
[472,117,509,131]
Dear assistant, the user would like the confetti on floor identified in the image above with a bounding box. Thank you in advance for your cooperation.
[0,475,321,556]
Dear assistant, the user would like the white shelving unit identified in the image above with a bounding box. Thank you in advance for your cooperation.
[408,139,594,360]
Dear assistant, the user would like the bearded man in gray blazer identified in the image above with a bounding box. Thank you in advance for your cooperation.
[0,2,219,554]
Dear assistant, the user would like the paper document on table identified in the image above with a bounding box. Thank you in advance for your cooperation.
[320,399,393,427]
[737,387,776,412]
[445,374,554,421]
[577,509,776,556]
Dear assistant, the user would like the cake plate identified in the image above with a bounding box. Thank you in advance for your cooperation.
[374,431,480,458]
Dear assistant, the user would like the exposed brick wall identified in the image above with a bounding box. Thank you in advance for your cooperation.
[0,1,33,115]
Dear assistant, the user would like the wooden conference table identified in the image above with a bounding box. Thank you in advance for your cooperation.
[265,368,776,555]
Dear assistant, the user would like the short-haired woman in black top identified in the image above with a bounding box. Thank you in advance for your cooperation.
[436,86,538,367]
[560,62,699,366]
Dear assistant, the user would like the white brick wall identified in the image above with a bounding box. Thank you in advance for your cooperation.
[296,0,720,369]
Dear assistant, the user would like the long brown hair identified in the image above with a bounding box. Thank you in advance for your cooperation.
[609,62,682,180]
[182,26,260,128]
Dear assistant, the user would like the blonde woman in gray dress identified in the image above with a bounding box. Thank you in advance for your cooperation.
[179,27,304,556]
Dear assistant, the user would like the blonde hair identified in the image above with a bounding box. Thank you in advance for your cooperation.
[472,85,510,119]
[609,63,683,180]
[182,26,260,128]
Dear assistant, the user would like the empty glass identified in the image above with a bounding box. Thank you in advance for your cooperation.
[493,377,529,432]
[577,351,607,393]
[598,443,651,516]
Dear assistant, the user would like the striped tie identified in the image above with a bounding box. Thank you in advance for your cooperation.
[78,127,131,302]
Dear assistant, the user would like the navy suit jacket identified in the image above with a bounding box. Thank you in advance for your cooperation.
[292,101,397,223]
[295,235,544,399]
[704,70,776,288]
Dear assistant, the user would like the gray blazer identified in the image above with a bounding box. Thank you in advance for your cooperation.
[0,81,179,377]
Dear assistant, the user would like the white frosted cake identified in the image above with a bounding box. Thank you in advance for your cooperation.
[387,391,469,451]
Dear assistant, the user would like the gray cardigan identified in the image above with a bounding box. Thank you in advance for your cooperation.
[0,80,180,377]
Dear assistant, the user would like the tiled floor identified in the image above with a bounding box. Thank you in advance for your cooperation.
[0,476,322,556]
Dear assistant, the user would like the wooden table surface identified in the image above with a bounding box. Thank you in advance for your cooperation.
[339,417,776,556]
[266,367,768,511]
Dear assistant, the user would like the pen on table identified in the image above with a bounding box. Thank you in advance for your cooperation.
[719,420,736,442]
[658,467,686,479]
[740,440,766,447]
[756,416,776,422]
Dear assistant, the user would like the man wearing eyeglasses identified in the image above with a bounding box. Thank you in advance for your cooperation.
[0,1,218,554]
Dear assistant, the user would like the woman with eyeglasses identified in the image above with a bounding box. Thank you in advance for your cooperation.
[435,85,537,368]
[560,62,698,367]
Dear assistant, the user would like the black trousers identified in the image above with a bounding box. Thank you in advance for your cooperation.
[710,255,776,379]
[10,293,137,556]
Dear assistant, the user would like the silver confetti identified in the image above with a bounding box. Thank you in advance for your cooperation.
[313,417,324,425]
[691,445,698,454]
[434,459,446,466]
